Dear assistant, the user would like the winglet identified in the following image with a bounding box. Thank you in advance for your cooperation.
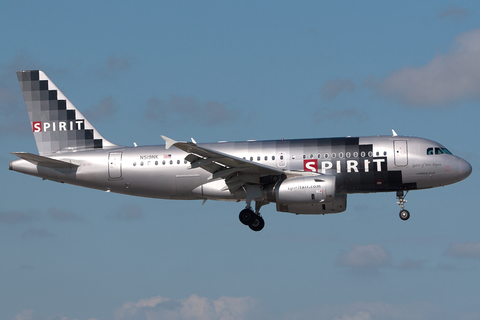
[161,135,177,150]
[392,129,398,137]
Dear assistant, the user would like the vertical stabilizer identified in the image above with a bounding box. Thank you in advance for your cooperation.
[16,70,117,155]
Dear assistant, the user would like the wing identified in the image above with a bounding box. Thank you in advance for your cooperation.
[161,136,285,193]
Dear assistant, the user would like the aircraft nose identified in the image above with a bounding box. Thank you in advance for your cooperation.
[457,158,472,181]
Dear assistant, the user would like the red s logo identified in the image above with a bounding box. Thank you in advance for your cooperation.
[303,159,318,172]
[33,121,42,132]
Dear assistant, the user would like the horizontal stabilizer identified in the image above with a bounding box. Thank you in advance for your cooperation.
[11,152,79,168]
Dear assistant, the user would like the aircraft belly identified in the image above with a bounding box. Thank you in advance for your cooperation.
[120,165,205,200]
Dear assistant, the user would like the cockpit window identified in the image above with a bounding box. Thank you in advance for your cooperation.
[428,147,453,155]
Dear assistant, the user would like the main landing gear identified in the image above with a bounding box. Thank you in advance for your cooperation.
[239,208,265,231]
[239,198,267,232]
[239,185,267,231]
[397,190,410,221]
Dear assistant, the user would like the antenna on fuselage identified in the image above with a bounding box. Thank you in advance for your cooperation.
[392,129,398,137]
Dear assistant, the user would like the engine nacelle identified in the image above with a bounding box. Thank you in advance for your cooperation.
[273,175,347,214]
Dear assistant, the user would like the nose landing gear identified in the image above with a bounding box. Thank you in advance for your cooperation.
[397,190,410,221]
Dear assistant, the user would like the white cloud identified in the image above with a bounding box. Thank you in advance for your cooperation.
[115,294,257,320]
[397,258,424,270]
[312,107,368,125]
[368,28,480,106]
[110,204,143,221]
[13,309,33,320]
[47,207,84,222]
[0,210,33,224]
[332,310,372,320]
[96,54,134,80]
[145,95,238,126]
[320,79,355,100]
[83,96,119,122]
[107,55,134,72]
[336,244,391,273]
[443,241,480,259]
[13,309,100,320]
[21,227,55,238]
[438,6,470,21]
[285,301,456,320]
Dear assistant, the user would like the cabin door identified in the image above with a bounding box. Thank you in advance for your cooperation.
[393,141,408,167]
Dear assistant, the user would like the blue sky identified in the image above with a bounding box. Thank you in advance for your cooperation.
[1,1,479,319]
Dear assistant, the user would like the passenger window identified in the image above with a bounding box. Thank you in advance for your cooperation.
[280,155,284,160]
[264,156,268,161]
[332,153,336,158]
[368,151,373,157]
[177,160,180,164]
[353,152,358,157]
[272,156,275,160]
[360,151,365,157]
[155,161,158,166]
[324,153,329,159]
[310,154,314,159]
[427,148,433,155]
[376,152,379,156]
[383,151,387,156]
[317,153,321,158]
[339,152,344,158]
[346,152,351,158]
[162,160,165,165]
[292,155,296,160]
[133,162,137,166]
[250,157,253,161]
[169,160,173,165]
[257,156,260,161]
[303,155,306,159]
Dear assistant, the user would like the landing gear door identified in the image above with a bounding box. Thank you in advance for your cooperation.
[277,152,286,167]
[108,152,123,180]
[394,140,408,167]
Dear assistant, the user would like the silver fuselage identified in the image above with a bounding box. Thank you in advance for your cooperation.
[10,135,472,203]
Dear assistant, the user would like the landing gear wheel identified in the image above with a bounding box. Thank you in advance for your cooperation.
[249,216,265,232]
[399,210,410,221]
[239,209,255,225]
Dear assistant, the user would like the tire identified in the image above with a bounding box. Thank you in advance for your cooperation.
[249,216,265,232]
[399,210,410,221]
[239,209,254,225]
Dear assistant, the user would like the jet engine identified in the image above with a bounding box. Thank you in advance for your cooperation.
[266,175,347,214]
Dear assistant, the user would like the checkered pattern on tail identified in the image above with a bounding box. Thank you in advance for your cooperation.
[17,70,116,155]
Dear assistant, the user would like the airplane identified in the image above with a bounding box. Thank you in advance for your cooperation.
[9,70,472,231]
